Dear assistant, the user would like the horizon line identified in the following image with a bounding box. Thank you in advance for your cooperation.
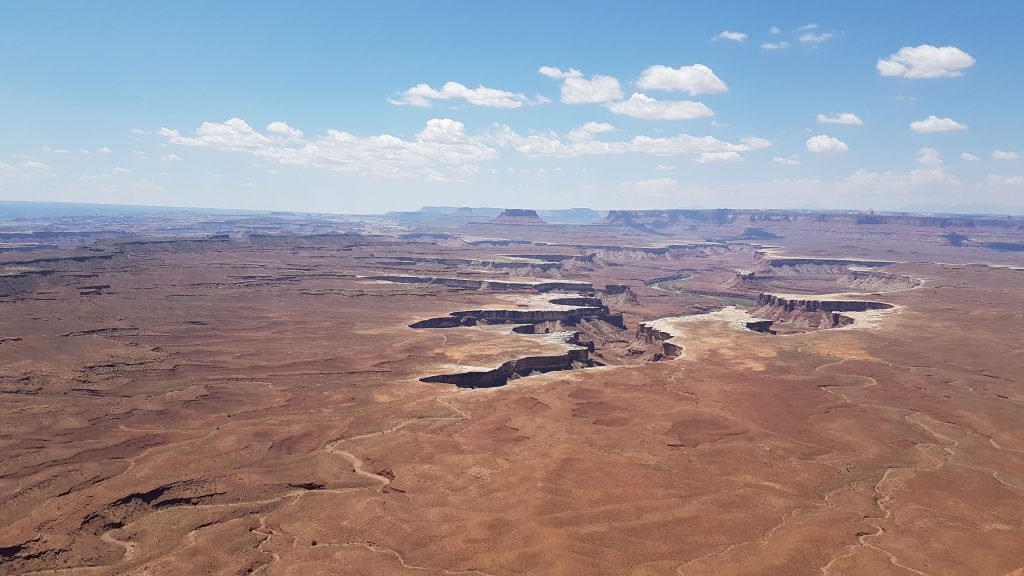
[2,199,1023,219]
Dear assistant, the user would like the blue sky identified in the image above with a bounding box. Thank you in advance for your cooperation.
[2,1,1023,214]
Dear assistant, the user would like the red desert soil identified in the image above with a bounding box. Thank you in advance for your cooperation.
[1,214,1023,575]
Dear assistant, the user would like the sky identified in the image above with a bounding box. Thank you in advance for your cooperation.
[2,1,1023,214]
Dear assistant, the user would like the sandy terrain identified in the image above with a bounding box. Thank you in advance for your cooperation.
[1,211,1022,575]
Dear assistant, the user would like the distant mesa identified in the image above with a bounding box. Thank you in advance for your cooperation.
[737,227,780,240]
[492,209,547,224]
[383,206,603,225]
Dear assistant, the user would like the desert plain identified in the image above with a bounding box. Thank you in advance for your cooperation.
[1,206,1023,576]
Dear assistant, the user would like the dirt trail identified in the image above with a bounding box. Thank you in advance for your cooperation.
[675,508,802,575]
[813,358,945,576]
[251,515,281,576]
[337,541,497,575]
[14,392,475,576]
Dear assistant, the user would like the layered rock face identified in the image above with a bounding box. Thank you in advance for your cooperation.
[605,208,1024,230]
[606,209,738,227]
[421,347,593,388]
[836,270,920,292]
[764,257,892,268]
[635,323,683,359]
[378,256,563,271]
[755,293,893,313]
[409,299,625,330]
[749,293,893,333]
[745,320,776,334]
[371,275,593,293]
[113,235,232,252]
[412,293,632,385]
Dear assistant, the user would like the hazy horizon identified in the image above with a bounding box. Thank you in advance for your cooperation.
[6,195,1024,216]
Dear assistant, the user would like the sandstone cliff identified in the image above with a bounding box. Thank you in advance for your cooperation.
[755,293,893,313]
[748,293,893,333]
[421,347,592,388]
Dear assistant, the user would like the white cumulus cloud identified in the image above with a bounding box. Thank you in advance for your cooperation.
[266,121,305,141]
[389,81,535,108]
[806,134,848,154]
[773,156,801,166]
[916,147,942,166]
[909,115,967,133]
[159,117,773,179]
[993,150,1021,160]
[713,30,747,42]
[538,66,580,80]
[834,167,961,195]
[567,122,616,141]
[960,152,980,161]
[799,31,834,44]
[637,64,728,95]
[817,113,863,126]
[538,67,623,103]
[877,45,975,78]
[696,151,743,163]
[761,41,789,50]
[161,117,499,181]
[160,117,272,150]
[21,160,50,170]
[563,75,623,103]
[607,93,713,120]
[502,122,770,159]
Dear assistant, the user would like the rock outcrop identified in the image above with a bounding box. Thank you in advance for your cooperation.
[605,208,1024,230]
[421,346,593,388]
[764,257,892,268]
[755,294,893,313]
[370,275,593,293]
[409,299,624,330]
[491,209,547,225]
[737,227,780,240]
[111,235,231,252]
[635,323,683,359]
[414,292,642,385]
[379,256,564,271]
[744,320,776,334]
[748,293,893,334]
